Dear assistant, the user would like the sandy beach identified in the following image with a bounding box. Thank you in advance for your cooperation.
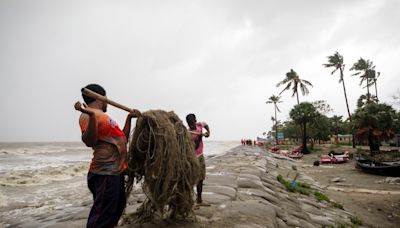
[21,144,395,228]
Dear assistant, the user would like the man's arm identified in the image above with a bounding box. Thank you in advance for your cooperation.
[203,123,210,138]
[82,114,98,147]
[122,109,141,140]
[74,101,98,147]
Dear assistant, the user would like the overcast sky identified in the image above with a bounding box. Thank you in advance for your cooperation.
[1,0,399,142]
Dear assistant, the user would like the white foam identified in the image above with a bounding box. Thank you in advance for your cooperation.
[0,162,89,186]
[5,147,67,155]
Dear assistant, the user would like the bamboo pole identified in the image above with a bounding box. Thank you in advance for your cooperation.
[81,88,138,113]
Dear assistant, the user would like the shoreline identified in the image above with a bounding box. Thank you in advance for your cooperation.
[2,144,400,227]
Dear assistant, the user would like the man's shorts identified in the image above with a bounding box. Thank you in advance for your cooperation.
[198,154,206,181]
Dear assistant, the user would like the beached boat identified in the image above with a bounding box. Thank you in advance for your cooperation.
[270,146,280,154]
[320,151,350,164]
[355,158,400,177]
[287,146,303,159]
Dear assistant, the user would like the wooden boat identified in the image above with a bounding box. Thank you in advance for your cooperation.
[270,146,280,154]
[287,152,303,159]
[284,146,303,159]
[355,158,400,177]
[320,151,350,164]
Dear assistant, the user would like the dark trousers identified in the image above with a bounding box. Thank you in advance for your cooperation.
[87,172,126,228]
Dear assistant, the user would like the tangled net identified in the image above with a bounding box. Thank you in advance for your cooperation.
[125,110,200,223]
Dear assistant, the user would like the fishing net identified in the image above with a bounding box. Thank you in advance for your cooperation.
[125,110,200,223]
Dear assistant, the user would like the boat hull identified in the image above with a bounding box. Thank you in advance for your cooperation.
[356,159,400,177]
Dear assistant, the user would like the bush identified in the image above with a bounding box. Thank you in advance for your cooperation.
[350,215,362,225]
[331,201,344,210]
[314,191,330,202]
[277,174,310,195]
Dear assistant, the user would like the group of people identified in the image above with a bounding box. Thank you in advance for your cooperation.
[74,84,210,227]
[241,139,257,146]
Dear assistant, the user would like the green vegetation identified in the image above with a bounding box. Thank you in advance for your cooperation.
[329,215,362,228]
[276,69,313,105]
[289,102,319,154]
[323,52,355,148]
[329,224,359,228]
[266,53,400,154]
[331,201,344,210]
[350,58,377,104]
[276,174,310,196]
[353,103,397,154]
[314,191,344,210]
[314,191,330,202]
[296,182,310,189]
[266,95,282,145]
[349,215,363,226]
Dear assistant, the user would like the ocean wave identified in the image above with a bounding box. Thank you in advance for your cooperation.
[0,144,91,156]
[0,162,89,187]
[0,147,69,155]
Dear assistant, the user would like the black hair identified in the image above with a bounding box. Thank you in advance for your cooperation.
[81,84,106,104]
[186,113,196,123]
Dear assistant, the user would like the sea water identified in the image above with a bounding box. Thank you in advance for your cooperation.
[0,141,238,227]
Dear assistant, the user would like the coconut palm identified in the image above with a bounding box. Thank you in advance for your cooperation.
[367,70,380,102]
[289,102,319,154]
[323,52,352,120]
[323,52,357,148]
[266,95,282,145]
[276,69,313,104]
[350,58,376,103]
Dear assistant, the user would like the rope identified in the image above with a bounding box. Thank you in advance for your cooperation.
[125,110,200,223]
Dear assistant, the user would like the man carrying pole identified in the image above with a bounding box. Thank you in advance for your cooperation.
[74,84,140,227]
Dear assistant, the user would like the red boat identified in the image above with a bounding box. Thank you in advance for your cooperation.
[287,146,303,159]
[320,151,350,164]
[270,146,280,154]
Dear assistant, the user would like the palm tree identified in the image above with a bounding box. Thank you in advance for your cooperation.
[323,52,356,148]
[271,116,276,143]
[367,70,380,102]
[266,95,282,145]
[323,52,352,121]
[353,103,396,155]
[350,58,376,103]
[290,102,319,154]
[276,69,313,104]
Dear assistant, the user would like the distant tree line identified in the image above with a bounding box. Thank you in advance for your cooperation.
[266,52,400,154]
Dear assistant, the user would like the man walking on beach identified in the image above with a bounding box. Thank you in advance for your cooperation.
[186,113,210,206]
[74,84,140,227]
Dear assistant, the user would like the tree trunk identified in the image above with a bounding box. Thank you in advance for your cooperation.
[296,92,300,105]
[374,79,379,102]
[368,129,380,156]
[302,122,309,154]
[340,68,355,148]
[274,105,278,145]
[340,68,352,122]
[366,74,370,103]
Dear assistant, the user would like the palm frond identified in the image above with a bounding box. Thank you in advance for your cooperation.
[301,79,313,87]
[300,83,310,95]
[330,68,338,75]
[279,82,292,95]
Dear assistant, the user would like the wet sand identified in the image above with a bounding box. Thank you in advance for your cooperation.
[7,145,400,227]
[297,145,400,227]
